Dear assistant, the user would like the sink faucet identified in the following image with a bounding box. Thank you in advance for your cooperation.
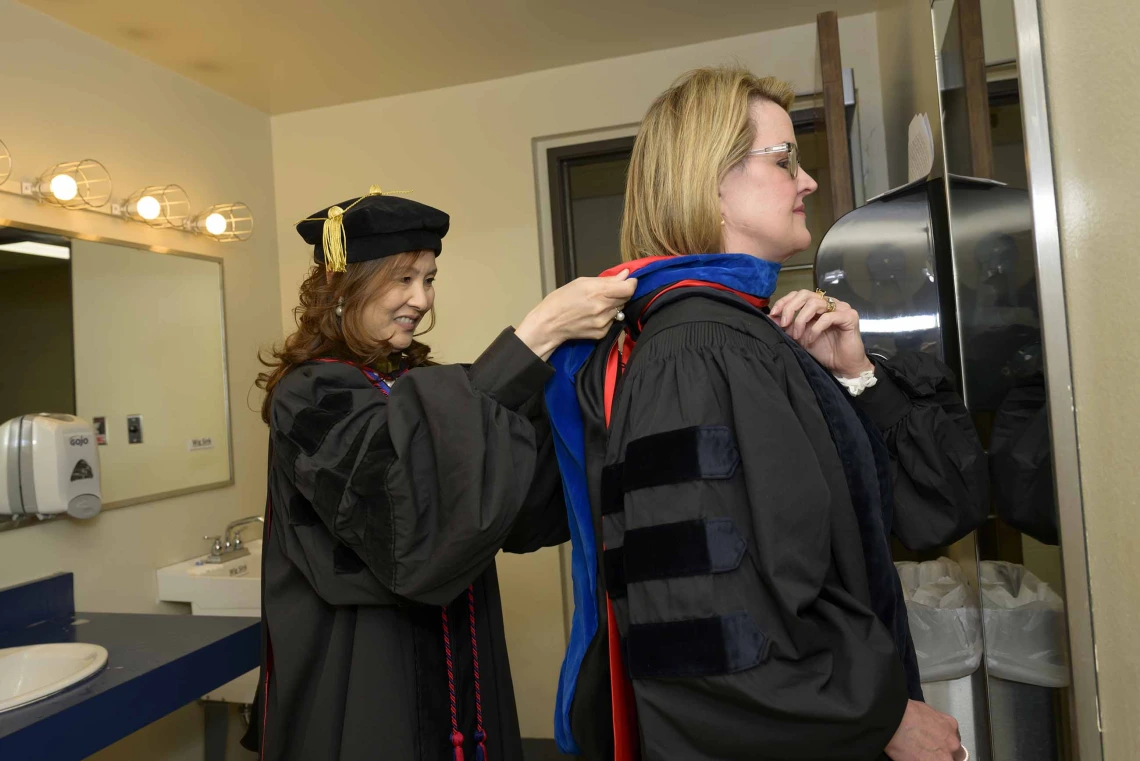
[203,515,263,564]
[225,515,264,549]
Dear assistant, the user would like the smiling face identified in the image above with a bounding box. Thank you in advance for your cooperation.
[719,99,819,263]
[358,250,437,351]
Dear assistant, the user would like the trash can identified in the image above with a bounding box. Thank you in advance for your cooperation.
[897,559,990,761]
[979,561,1069,688]
[979,561,1069,761]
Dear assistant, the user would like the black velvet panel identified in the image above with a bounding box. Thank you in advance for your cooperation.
[333,542,367,574]
[273,430,301,472]
[623,425,739,493]
[312,424,368,520]
[604,519,746,597]
[314,467,349,524]
[288,492,319,527]
[624,518,746,583]
[775,327,924,701]
[288,390,354,457]
[603,547,627,599]
[626,612,768,679]
[600,463,624,516]
[351,425,398,497]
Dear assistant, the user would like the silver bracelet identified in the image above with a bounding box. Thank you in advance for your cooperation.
[835,367,878,397]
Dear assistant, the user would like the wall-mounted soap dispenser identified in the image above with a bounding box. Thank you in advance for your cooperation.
[0,414,102,519]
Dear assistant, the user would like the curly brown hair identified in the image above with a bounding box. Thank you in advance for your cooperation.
[257,251,435,424]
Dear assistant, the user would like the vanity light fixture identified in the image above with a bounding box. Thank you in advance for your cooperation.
[36,159,112,210]
[0,151,250,244]
[123,184,191,229]
[0,139,11,186]
[189,202,253,242]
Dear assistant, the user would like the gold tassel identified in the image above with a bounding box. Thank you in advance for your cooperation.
[296,185,415,274]
[322,206,347,273]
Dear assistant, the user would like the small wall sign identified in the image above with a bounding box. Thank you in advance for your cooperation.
[93,417,107,446]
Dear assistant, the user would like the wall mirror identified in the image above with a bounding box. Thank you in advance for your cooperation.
[815,0,1099,759]
[0,223,233,529]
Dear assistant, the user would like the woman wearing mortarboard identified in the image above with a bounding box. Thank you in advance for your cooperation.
[242,187,635,761]
[546,69,986,761]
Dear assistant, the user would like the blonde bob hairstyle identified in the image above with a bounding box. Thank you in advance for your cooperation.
[620,67,795,262]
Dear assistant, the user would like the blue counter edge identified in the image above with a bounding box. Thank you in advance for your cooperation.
[0,575,261,761]
[0,572,75,635]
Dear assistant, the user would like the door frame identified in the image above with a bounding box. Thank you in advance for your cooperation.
[546,136,637,287]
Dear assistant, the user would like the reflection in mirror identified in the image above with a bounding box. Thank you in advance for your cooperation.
[0,226,233,529]
[816,171,994,759]
[0,230,75,423]
[817,13,990,756]
[935,0,1073,758]
[816,0,1083,758]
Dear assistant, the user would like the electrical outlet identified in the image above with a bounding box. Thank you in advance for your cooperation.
[127,415,143,444]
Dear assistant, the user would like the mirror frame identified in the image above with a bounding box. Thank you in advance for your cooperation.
[1009,0,1104,755]
[0,217,235,532]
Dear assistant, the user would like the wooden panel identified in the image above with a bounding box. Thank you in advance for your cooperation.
[958,0,994,178]
[816,11,853,219]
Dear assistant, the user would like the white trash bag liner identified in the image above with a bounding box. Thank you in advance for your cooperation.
[979,561,1070,688]
[896,558,983,683]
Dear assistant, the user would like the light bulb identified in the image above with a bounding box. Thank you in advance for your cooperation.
[204,213,228,236]
[49,174,79,202]
[136,195,161,221]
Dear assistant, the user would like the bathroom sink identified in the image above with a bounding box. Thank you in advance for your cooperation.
[0,643,109,713]
[187,552,259,580]
[156,540,263,703]
[156,540,262,616]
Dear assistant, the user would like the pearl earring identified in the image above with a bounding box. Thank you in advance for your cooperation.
[334,297,344,318]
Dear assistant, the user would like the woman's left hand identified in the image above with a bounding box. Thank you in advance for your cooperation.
[770,289,874,378]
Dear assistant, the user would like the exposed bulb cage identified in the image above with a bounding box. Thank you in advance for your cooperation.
[37,159,112,210]
[124,184,191,228]
[190,202,253,242]
[0,139,11,186]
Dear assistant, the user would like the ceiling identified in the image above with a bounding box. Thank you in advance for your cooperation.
[20,0,875,115]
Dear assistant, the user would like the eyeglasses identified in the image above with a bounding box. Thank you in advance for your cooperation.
[745,142,799,179]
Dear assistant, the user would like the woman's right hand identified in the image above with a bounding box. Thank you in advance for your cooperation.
[515,270,638,361]
[885,700,966,761]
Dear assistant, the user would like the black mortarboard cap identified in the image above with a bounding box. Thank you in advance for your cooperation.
[296,186,449,272]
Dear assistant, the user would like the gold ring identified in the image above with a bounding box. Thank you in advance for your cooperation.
[825,297,837,313]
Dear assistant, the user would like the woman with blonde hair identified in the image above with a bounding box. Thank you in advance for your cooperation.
[547,68,985,760]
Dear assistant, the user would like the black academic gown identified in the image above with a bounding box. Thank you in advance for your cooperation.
[241,330,569,761]
[570,289,988,761]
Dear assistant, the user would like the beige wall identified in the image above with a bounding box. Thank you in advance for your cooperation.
[1039,0,1140,756]
[271,12,888,737]
[0,1,279,759]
